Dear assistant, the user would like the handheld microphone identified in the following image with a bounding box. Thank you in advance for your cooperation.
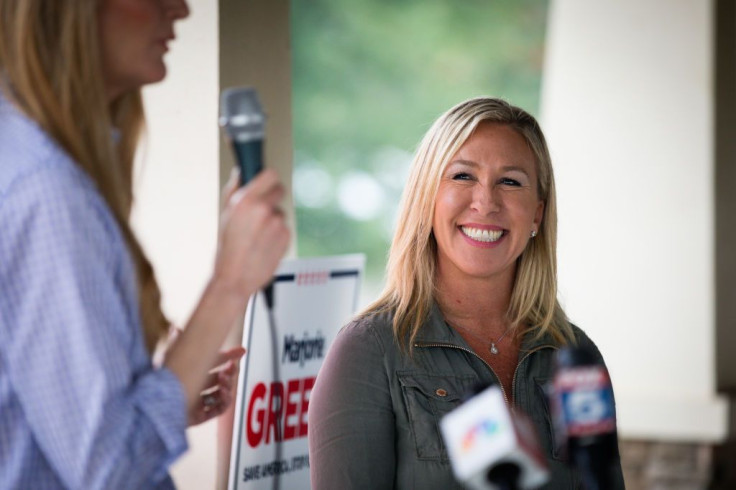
[219,86,275,307]
[220,88,279,490]
[219,87,265,186]
[440,384,550,490]
[551,347,618,490]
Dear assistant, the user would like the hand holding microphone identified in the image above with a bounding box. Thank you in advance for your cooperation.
[214,87,289,299]
[440,384,550,490]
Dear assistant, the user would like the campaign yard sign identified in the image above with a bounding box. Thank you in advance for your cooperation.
[228,255,365,490]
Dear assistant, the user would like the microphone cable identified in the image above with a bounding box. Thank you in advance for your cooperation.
[240,281,282,490]
[263,282,283,490]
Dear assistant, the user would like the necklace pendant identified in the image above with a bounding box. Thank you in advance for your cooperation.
[490,343,499,355]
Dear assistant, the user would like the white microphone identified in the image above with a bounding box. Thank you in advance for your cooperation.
[440,385,549,490]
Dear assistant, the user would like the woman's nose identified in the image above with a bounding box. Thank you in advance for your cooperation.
[164,0,190,20]
[472,185,501,214]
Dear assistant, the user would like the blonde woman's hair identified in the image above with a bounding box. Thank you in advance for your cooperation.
[362,97,574,352]
[0,0,168,353]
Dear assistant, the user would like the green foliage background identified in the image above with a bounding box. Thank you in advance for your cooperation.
[291,0,549,298]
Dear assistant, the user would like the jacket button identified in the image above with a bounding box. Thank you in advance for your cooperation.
[435,388,447,397]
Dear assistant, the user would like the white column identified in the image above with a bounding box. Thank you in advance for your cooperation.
[131,2,220,488]
[131,2,295,487]
[542,0,727,441]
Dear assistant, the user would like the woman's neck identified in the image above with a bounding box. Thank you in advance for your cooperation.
[434,264,516,333]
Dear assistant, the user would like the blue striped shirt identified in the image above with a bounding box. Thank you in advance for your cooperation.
[0,91,188,489]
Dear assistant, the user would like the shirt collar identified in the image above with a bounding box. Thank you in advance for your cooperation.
[414,300,560,353]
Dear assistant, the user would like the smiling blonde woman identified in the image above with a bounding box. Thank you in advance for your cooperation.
[309,97,625,489]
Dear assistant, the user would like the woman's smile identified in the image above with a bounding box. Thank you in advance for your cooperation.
[459,224,506,247]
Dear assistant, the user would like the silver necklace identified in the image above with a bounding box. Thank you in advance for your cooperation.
[449,322,511,355]
[489,330,510,355]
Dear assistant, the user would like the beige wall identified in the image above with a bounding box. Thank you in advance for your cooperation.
[219,0,295,253]
[543,0,728,441]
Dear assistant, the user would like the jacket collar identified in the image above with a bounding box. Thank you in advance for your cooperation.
[414,300,559,353]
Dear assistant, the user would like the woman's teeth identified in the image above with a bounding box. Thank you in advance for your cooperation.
[461,226,503,242]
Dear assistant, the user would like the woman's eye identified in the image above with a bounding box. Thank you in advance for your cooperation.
[452,172,473,181]
[499,177,521,186]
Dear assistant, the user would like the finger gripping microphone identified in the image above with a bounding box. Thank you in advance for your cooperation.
[219,87,275,309]
[440,384,550,490]
[219,87,265,186]
[552,347,618,490]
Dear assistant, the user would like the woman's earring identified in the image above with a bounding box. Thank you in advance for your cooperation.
[530,230,537,238]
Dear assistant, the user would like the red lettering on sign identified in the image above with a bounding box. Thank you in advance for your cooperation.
[246,383,267,447]
[265,382,284,444]
[245,376,316,448]
[300,377,314,437]
[284,378,301,440]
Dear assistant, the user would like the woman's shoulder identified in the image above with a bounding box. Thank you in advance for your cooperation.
[567,322,607,364]
[342,308,395,337]
[0,99,113,235]
[336,307,397,352]
[0,133,124,272]
[0,155,115,242]
[0,93,79,194]
[0,129,99,224]
[1,155,95,206]
[317,308,398,377]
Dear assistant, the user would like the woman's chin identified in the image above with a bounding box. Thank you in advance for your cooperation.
[144,64,168,85]
[134,62,168,89]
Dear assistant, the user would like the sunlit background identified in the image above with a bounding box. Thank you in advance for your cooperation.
[291,0,548,300]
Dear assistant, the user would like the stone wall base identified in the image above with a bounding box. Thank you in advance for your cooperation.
[620,439,736,489]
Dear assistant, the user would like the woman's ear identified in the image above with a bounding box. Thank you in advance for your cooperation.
[534,200,544,230]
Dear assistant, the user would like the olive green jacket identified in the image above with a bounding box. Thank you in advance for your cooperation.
[309,303,625,489]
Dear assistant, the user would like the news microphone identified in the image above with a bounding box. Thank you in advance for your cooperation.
[551,347,618,490]
[219,87,265,186]
[440,384,550,490]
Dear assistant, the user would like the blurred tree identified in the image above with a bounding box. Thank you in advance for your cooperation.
[291,0,549,300]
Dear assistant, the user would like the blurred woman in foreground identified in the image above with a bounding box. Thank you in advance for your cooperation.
[0,1,289,487]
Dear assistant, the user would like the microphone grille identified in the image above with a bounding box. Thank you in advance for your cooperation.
[219,87,265,142]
